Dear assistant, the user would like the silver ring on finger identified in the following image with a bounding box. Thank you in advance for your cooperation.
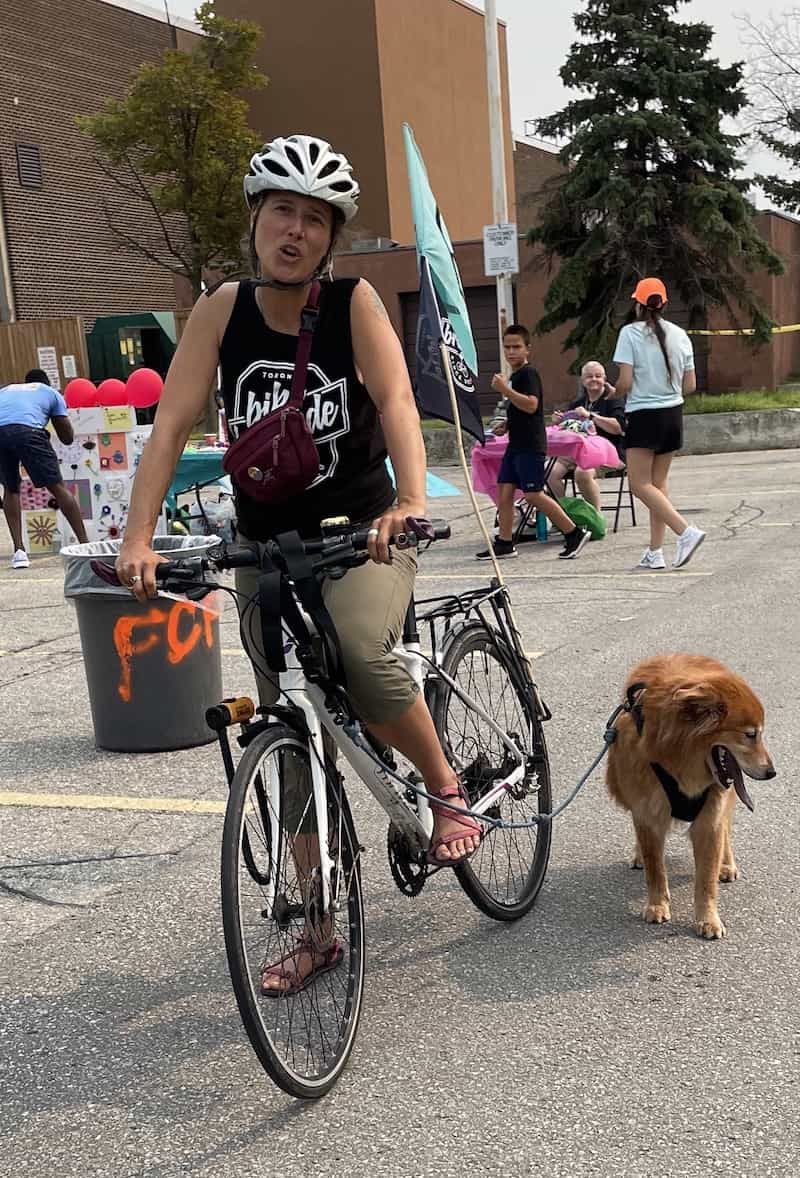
[367,528,379,538]
[128,575,142,587]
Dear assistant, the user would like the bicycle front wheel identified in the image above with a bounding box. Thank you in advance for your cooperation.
[431,624,552,921]
[221,723,365,1098]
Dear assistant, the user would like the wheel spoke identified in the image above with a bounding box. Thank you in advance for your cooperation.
[433,630,551,916]
[222,729,364,1096]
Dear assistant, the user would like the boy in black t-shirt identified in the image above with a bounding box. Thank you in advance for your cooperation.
[477,325,589,560]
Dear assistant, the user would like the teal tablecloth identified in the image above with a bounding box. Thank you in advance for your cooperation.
[165,448,461,514]
[165,448,226,513]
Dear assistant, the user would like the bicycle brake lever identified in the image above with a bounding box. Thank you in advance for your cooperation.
[404,516,436,541]
[90,559,122,587]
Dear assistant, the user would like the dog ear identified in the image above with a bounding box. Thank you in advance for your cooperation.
[672,684,728,734]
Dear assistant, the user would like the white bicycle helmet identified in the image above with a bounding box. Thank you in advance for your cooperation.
[244,134,360,223]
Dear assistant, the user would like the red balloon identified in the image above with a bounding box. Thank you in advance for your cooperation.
[126,367,163,409]
[97,378,128,406]
[64,378,98,409]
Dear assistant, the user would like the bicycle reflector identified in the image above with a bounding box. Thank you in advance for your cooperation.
[206,697,256,730]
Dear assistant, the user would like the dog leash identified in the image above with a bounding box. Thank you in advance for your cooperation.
[349,696,633,832]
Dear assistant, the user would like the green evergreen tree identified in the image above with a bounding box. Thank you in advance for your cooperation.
[528,0,782,366]
[79,2,266,300]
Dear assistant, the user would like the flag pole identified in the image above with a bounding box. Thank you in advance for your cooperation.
[438,342,538,684]
[438,340,503,584]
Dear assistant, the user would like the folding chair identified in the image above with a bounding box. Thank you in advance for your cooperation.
[562,466,636,534]
[600,466,636,533]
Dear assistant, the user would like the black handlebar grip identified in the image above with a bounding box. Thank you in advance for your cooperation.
[208,542,260,570]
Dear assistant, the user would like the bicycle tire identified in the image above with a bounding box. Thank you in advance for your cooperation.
[430,623,552,921]
[221,723,365,1098]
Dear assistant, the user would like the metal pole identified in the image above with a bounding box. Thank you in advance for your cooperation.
[484,0,514,367]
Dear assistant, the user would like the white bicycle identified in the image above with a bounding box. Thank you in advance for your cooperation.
[99,519,552,1098]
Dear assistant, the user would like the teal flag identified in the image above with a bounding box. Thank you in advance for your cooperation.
[403,123,478,375]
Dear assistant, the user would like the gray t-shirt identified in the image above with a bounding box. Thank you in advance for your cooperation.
[612,319,694,412]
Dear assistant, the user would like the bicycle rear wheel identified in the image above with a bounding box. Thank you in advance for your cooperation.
[221,723,365,1098]
[431,624,552,921]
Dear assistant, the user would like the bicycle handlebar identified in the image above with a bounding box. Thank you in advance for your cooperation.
[90,516,451,589]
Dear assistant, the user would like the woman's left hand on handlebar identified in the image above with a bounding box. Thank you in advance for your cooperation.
[367,502,425,564]
[116,538,167,602]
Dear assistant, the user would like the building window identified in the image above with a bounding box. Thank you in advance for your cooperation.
[16,144,43,189]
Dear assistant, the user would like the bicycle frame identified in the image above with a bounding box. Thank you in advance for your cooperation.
[258,588,530,917]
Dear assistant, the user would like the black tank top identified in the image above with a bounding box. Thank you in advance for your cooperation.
[219,278,394,540]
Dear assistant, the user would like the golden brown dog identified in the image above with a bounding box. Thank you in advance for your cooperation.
[606,654,775,939]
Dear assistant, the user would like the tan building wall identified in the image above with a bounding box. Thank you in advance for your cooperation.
[514,140,566,234]
[375,0,515,244]
[219,0,515,245]
[218,0,391,241]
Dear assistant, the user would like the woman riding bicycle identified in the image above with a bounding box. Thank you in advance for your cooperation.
[117,135,480,980]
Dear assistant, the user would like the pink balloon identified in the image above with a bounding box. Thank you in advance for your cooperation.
[126,367,163,409]
[97,378,128,406]
[64,378,98,409]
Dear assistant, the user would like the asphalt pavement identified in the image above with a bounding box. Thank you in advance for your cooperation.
[1,448,798,1177]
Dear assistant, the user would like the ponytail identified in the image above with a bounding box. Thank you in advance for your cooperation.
[642,298,672,382]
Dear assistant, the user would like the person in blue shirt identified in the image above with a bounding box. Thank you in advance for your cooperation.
[0,368,87,567]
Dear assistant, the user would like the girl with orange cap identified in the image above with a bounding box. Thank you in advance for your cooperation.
[613,278,705,569]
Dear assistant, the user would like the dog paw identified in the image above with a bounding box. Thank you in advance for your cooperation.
[630,852,644,870]
[719,863,739,883]
[697,915,727,940]
[643,902,671,924]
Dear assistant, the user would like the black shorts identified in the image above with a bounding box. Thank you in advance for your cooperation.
[0,424,61,492]
[497,448,546,492]
[624,405,683,455]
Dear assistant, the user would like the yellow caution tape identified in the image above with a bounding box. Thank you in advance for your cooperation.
[688,323,800,336]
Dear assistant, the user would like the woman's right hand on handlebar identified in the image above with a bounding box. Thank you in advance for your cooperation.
[116,539,167,602]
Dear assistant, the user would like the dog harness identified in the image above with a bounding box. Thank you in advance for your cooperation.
[624,682,719,822]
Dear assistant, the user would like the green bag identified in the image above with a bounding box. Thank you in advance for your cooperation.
[558,496,607,540]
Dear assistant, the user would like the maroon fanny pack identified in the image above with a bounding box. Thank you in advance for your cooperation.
[223,281,321,504]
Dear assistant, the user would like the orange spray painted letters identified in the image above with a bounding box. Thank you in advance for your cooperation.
[113,598,218,702]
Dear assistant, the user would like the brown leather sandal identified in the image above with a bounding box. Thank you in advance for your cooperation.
[426,782,482,867]
[260,934,343,998]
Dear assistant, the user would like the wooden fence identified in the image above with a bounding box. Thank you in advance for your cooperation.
[0,317,89,387]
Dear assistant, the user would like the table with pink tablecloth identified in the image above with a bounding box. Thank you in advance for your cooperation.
[471,427,623,505]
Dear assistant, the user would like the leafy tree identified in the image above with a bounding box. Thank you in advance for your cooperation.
[79,2,266,300]
[528,0,783,366]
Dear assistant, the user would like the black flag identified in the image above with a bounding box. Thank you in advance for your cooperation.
[414,256,485,444]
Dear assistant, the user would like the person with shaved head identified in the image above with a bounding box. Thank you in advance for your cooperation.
[550,360,625,511]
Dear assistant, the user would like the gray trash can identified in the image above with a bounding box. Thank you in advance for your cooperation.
[62,537,224,753]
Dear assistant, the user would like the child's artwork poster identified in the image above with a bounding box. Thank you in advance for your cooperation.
[24,510,60,554]
[63,479,93,521]
[97,432,129,473]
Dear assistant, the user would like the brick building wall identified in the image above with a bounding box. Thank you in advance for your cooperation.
[513,140,566,235]
[0,0,199,327]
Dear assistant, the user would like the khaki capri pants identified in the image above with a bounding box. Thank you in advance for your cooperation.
[233,542,419,834]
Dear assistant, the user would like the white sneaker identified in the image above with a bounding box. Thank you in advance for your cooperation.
[11,549,30,569]
[636,548,666,571]
[673,526,706,569]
